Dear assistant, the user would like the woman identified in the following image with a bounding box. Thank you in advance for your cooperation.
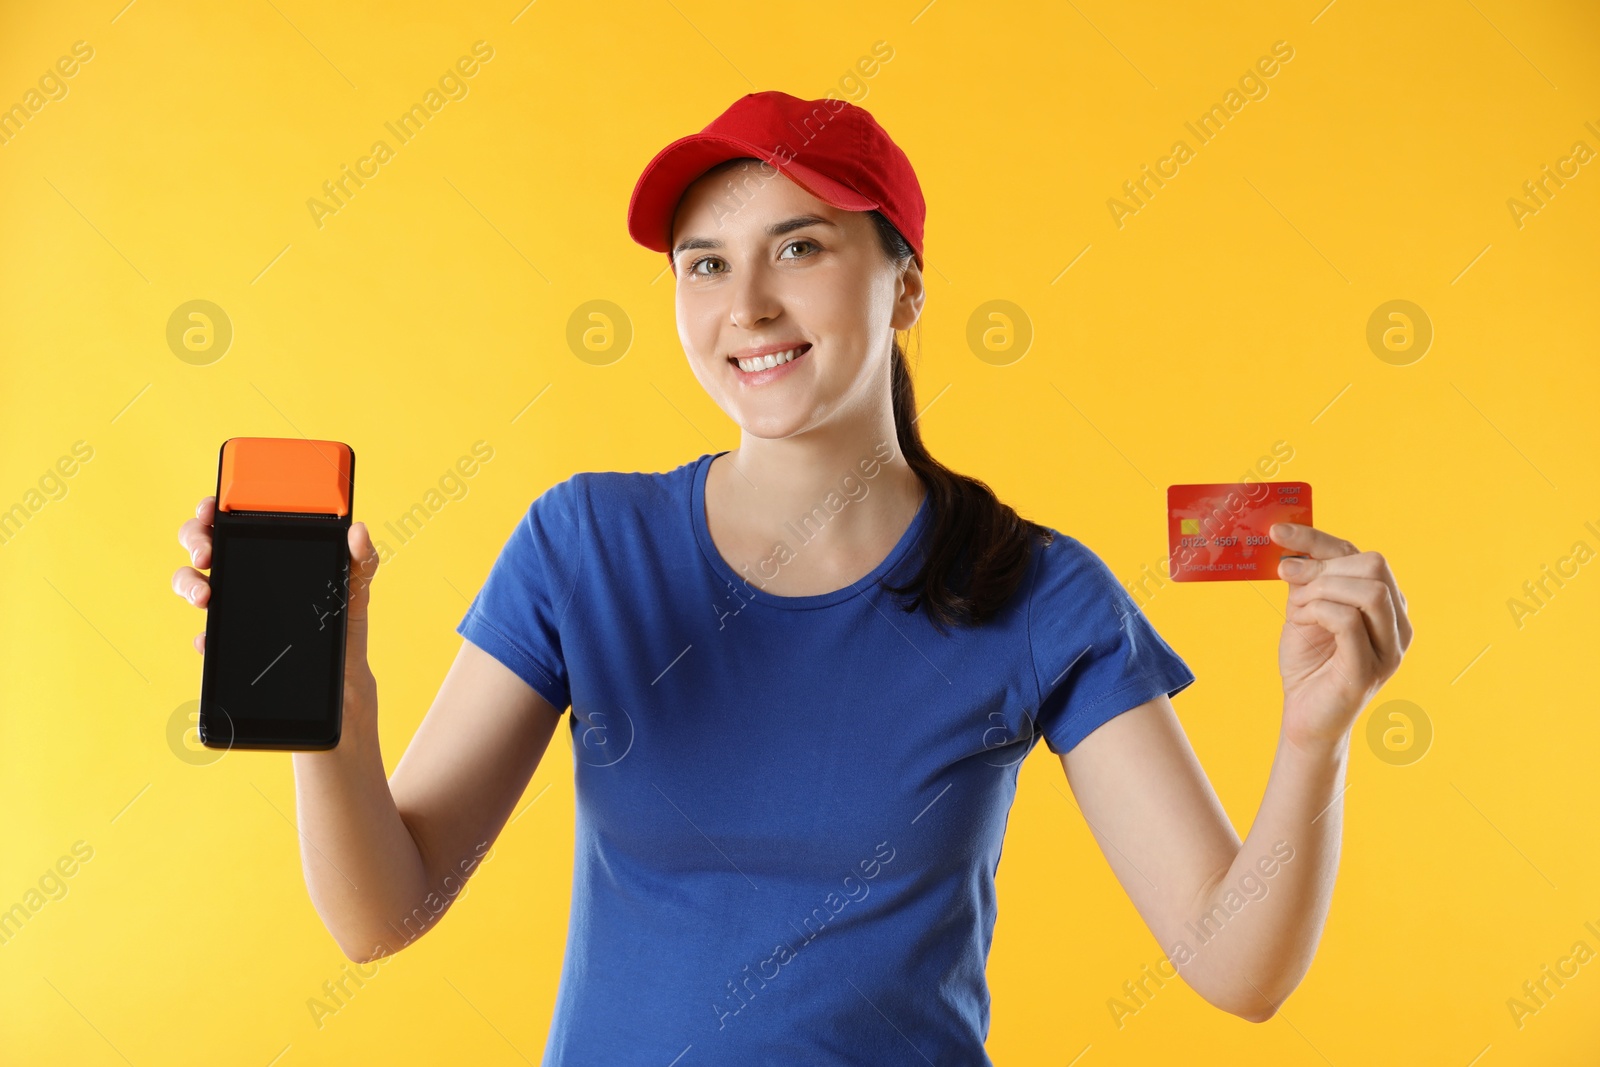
[172,91,1412,1063]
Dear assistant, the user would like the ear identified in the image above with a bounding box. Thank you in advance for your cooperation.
[890,257,925,332]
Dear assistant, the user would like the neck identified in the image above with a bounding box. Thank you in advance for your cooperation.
[713,422,925,564]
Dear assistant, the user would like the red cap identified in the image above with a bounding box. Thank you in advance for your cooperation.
[627,91,925,269]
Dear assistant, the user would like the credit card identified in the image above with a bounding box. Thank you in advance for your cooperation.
[1167,482,1313,582]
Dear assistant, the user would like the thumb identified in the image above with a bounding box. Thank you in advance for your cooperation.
[346,521,380,632]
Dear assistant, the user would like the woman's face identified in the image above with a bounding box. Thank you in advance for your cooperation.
[670,159,923,441]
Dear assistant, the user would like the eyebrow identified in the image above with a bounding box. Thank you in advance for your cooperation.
[671,214,837,259]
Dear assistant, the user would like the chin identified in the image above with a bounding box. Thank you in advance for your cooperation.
[731,406,821,441]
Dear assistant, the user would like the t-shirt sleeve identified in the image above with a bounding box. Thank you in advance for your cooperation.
[455,474,584,714]
[1027,533,1196,755]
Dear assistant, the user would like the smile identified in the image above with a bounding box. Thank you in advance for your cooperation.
[730,344,811,376]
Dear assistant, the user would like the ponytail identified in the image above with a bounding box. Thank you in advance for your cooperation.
[870,210,1055,630]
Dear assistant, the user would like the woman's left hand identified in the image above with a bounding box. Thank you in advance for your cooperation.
[1269,523,1414,754]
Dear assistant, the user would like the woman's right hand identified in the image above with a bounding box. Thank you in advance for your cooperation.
[173,495,383,727]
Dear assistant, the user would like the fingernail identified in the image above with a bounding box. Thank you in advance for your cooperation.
[1271,523,1289,537]
[191,548,200,565]
[1279,558,1303,576]
[187,587,198,603]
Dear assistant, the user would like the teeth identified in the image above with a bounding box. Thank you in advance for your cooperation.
[735,346,805,373]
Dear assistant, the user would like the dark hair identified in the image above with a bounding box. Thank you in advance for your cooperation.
[866,209,1056,631]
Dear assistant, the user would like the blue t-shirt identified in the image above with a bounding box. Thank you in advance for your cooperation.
[456,450,1195,1065]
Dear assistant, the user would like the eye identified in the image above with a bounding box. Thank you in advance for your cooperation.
[684,239,818,280]
[685,255,727,279]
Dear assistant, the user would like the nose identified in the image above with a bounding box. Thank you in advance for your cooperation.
[727,261,782,331]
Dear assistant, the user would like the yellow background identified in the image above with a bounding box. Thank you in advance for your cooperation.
[2,0,1597,1063]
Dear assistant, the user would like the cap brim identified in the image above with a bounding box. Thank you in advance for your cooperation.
[627,133,879,259]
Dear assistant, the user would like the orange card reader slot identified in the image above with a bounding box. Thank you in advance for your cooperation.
[218,438,352,516]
